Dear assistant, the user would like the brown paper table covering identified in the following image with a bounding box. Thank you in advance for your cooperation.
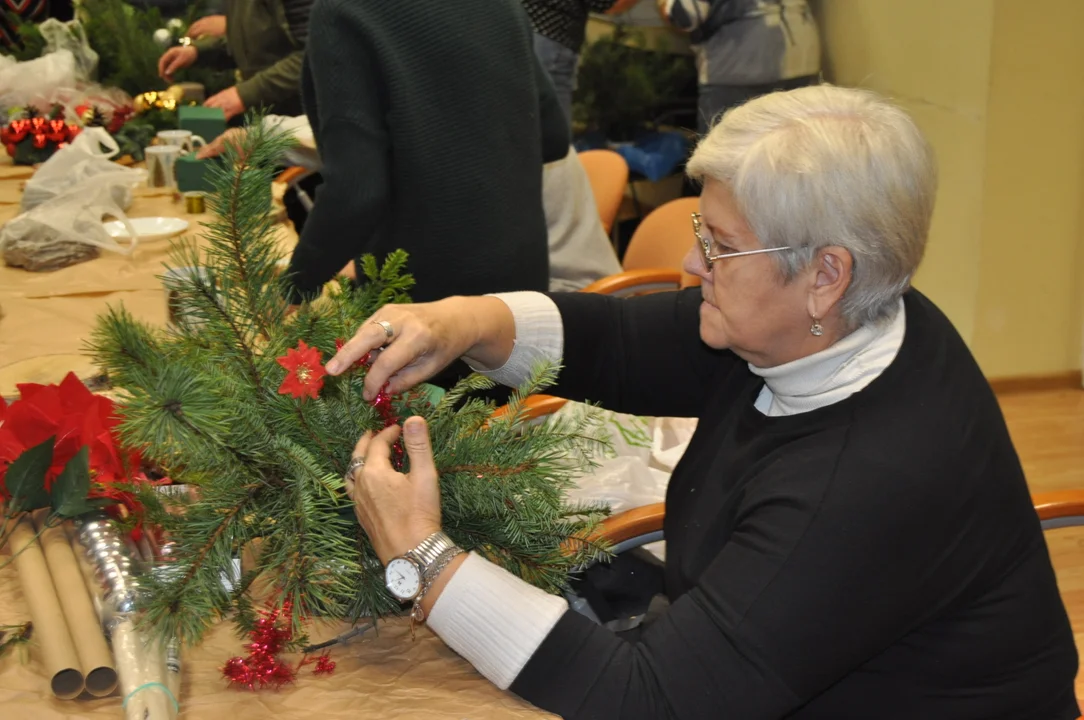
[0,161,295,397]
[0,553,553,719]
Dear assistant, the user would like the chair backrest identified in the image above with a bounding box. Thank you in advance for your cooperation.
[621,197,702,288]
[579,149,629,236]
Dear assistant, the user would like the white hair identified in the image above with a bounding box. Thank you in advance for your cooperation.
[686,84,938,327]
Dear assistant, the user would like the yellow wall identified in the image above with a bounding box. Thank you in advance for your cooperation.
[971,0,1084,377]
[813,0,1084,378]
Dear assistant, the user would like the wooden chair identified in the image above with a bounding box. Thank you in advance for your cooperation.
[274,166,318,212]
[488,394,568,424]
[579,149,629,236]
[580,196,702,297]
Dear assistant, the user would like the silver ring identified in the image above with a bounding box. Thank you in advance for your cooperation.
[344,456,365,483]
[372,319,394,345]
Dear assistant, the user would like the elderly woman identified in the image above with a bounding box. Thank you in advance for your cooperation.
[330,85,1079,719]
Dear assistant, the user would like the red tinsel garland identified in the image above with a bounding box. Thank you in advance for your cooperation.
[222,603,340,690]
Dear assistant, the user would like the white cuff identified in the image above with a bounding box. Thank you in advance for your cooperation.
[465,292,563,388]
[427,552,568,690]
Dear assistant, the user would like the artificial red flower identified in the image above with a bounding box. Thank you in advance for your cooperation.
[0,372,151,499]
[276,341,327,400]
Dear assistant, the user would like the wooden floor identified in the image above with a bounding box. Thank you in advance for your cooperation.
[1001,388,1084,700]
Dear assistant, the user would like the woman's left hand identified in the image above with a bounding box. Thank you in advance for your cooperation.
[345,417,443,564]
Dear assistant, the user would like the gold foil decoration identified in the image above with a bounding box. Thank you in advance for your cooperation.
[133,86,186,115]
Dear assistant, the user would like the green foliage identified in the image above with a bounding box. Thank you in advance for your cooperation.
[3,440,98,518]
[73,0,230,97]
[112,120,157,161]
[87,113,611,646]
[77,0,165,95]
[2,1,232,100]
[4,437,54,511]
[51,447,95,516]
[573,26,692,142]
[1,12,46,61]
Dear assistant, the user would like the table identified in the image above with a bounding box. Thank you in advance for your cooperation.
[0,155,554,718]
[0,556,550,720]
[0,157,297,397]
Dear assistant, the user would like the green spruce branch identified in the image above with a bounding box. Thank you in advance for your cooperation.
[88,114,612,646]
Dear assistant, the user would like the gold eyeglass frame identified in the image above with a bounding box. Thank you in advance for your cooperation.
[691,212,793,270]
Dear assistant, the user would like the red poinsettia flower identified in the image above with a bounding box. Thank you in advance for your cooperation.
[276,341,327,400]
[0,373,150,496]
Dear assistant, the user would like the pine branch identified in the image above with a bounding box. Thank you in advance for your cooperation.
[292,402,344,477]
[91,114,612,642]
[171,488,257,592]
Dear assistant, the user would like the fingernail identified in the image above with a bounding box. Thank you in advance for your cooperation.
[326,360,341,375]
[405,419,423,436]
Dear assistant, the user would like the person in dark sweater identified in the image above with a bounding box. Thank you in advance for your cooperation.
[282,0,569,307]
[328,85,1079,719]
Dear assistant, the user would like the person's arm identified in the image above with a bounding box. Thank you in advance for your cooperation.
[235,49,305,110]
[282,13,390,304]
[544,288,730,418]
[432,453,976,719]
[476,289,730,417]
[192,35,232,68]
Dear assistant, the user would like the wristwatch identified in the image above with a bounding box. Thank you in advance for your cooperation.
[385,531,464,630]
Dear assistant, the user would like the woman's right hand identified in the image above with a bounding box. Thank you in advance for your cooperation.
[326,296,515,401]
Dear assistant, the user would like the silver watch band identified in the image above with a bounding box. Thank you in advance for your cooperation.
[406,531,457,580]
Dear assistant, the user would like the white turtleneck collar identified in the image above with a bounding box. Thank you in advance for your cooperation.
[750,299,906,417]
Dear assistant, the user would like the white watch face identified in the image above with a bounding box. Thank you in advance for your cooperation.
[385,557,422,600]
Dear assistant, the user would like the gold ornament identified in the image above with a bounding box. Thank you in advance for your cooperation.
[133,85,186,114]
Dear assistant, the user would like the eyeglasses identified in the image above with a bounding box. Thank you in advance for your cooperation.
[692,212,793,270]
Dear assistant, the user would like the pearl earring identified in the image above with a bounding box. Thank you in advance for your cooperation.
[810,318,824,337]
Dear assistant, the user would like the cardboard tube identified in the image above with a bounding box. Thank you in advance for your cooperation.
[7,517,84,699]
[38,521,118,697]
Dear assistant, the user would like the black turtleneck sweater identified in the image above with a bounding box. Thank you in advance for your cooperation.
[285,0,569,305]
[509,288,1078,720]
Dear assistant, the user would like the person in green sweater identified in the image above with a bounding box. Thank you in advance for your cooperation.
[282,0,570,308]
[157,0,311,120]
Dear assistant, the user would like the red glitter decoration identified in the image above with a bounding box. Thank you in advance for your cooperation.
[222,604,297,690]
[371,382,404,470]
[276,340,327,400]
[334,339,370,370]
[313,654,336,675]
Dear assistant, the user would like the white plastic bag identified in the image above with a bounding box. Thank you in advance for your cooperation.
[40,19,98,81]
[558,403,696,509]
[556,402,698,563]
[21,127,145,212]
[1,170,140,271]
[0,49,78,110]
